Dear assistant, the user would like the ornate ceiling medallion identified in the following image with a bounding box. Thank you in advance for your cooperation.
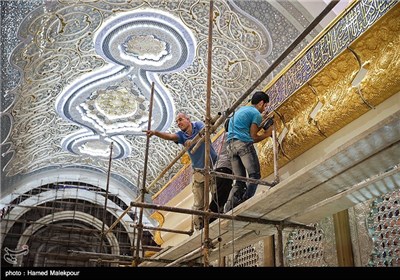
[56,9,196,159]
[123,34,169,63]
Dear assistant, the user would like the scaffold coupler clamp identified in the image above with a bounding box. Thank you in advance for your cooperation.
[269,179,279,189]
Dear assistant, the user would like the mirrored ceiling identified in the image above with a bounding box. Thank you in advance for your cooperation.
[1,0,350,218]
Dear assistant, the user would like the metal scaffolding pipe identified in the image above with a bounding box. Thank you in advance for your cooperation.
[2,204,65,211]
[201,0,214,267]
[68,249,149,260]
[134,82,156,266]
[131,201,314,230]
[0,220,129,235]
[19,236,130,248]
[99,142,113,254]
[209,170,276,187]
[71,250,200,265]
[165,237,221,267]
[89,259,132,265]
[69,250,132,260]
[130,223,193,236]
[271,122,280,183]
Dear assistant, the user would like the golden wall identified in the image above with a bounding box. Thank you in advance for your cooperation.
[259,3,400,177]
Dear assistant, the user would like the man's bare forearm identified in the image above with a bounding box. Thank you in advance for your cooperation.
[145,130,178,141]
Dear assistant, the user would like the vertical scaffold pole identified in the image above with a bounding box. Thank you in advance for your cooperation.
[202,0,214,267]
[131,170,141,263]
[272,122,279,183]
[134,82,155,266]
[100,142,113,256]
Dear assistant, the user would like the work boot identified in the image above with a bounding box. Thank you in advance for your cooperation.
[224,195,241,212]
[224,186,245,212]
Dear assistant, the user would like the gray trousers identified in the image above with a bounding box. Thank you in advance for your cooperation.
[192,170,215,230]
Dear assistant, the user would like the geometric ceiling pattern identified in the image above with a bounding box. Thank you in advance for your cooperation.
[1,0,331,196]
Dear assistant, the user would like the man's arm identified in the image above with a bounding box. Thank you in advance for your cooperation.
[250,123,272,143]
[145,130,179,142]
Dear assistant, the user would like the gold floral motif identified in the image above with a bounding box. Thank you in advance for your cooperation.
[150,211,165,245]
[259,6,400,177]
[180,153,191,165]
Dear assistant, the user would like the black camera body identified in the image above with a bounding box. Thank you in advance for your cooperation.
[263,117,274,130]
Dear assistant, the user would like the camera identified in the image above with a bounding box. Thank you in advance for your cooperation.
[263,117,274,130]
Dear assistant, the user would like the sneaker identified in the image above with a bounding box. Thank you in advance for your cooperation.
[224,195,242,212]
[194,217,203,230]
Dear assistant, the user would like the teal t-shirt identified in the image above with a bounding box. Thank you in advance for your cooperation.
[226,106,261,143]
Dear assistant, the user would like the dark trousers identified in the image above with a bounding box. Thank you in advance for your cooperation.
[209,167,233,223]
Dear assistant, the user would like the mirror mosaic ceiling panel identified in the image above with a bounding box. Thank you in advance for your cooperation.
[1,0,313,195]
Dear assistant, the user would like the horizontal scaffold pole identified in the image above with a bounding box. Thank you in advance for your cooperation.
[209,170,277,187]
[131,201,314,231]
[69,250,200,265]
[130,223,193,236]
[165,236,222,267]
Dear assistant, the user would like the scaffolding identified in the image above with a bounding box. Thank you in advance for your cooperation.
[0,0,344,268]
[0,181,146,267]
[116,0,340,267]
